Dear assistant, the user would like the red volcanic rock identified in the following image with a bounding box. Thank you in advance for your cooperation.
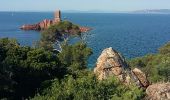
[20,19,53,30]
[80,27,92,33]
[20,10,61,31]
[20,24,40,30]
[39,19,53,30]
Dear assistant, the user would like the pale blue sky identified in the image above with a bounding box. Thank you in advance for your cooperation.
[1,0,170,12]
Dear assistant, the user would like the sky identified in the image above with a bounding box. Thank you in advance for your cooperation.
[1,0,170,12]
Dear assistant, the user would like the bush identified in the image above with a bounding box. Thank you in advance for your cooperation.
[32,74,144,100]
[129,42,170,82]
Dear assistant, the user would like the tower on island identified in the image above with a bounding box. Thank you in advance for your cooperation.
[54,10,61,23]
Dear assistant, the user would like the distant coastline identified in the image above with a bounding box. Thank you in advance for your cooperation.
[132,9,170,14]
[1,9,170,14]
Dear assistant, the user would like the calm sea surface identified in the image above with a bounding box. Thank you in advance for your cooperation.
[0,12,170,66]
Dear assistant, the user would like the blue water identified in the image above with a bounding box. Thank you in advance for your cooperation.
[0,12,170,66]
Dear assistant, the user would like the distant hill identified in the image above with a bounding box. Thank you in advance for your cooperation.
[132,9,170,14]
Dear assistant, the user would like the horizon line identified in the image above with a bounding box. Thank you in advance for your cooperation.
[1,8,170,12]
[0,9,170,14]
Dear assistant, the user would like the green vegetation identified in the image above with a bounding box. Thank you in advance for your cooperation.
[0,38,93,99]
[0,38,64,99]
[58,42,92,75]
[0,21,170,100]
[33,75,144,100]
[38,21,81,50]
[129,42,170,82]
[1,38,144,100]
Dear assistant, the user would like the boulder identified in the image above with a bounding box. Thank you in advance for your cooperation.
[132,68,150,88]
[94,47,128,80]
[94,47,150,88]
[146,83,170,100]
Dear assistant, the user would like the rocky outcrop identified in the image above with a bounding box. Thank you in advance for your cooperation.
[20,10,91,33]
[79,27,92,33]
[94,47,128,81]
[20,19,53,30]
[20,24,40,30]
[146,83,170,100]
[20,10,61,30]
[94,47,149,88]
[39,19,53,30]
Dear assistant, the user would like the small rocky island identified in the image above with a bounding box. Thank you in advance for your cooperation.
[20,10,91,33]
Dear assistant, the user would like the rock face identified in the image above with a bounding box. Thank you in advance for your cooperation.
[94,47,149,88]
[21,19,53,30]
[94,47,128,81]
[39,19,53,30]
[146,83,170,100]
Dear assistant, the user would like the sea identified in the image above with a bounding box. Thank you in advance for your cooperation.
[0,12,170,67]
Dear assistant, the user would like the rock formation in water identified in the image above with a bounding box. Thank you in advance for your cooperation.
[146,83,170,100]
[20,10,91,33]
[20,10,61,30]
[94,47,149,88]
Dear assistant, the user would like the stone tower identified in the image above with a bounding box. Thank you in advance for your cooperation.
[54,10,61,23]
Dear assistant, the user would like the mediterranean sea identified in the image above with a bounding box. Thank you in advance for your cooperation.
[1,12,170,66]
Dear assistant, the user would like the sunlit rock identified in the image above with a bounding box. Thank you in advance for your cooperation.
[146,83,170,100]
[94,47,150,88]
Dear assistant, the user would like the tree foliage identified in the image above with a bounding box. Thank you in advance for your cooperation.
[32,74,144,100]
[39,21,81,50]
[0,37,92,99]
[0,38,63,99]
[0,38,144,100]
[58,42,92,75]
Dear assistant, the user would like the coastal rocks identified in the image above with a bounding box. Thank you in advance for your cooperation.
[20,19,53,30]
[20,10,61,31]
[20,24,40,30]
[94,47,149,88]
[20,19,55,31]
[132,68,149,88]
[146,83,170,100]
[94,47,128,81]
[79,27,92,33]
